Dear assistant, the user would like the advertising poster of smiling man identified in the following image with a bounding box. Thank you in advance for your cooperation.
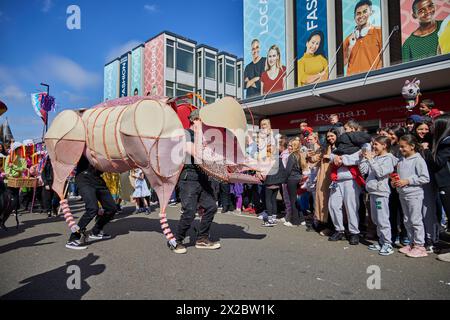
[296,0,329,87]
[243,0,287,98]
[401,0,450,62]
[342,0,383,76]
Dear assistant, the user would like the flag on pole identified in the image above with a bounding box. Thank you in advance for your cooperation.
[31,92,48,124]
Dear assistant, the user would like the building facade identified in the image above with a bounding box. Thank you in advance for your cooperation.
[103,31,244,106]
[242,0,450,133]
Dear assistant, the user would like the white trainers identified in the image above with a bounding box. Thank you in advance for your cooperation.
[283,221,294,227]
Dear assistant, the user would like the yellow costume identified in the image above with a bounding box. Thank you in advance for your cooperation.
[102,172,121,201]
[297,53,328,86]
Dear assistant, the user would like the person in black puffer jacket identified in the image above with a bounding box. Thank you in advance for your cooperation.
[424,114,450,262]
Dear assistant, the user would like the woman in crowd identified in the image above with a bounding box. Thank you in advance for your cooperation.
[425,114,450,262]
[297,30,328,87]
[283,138,305,227]
[413,120,440,252]
[260,45,286,95]
[314,129,339,236]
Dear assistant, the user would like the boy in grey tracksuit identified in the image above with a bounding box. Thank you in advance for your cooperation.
[396,153,430,247]
[359,153,398,254]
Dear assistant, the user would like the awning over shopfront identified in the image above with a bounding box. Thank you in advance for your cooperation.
[242,54,450,117]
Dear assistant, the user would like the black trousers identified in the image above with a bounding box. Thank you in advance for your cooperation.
[264,187,279,221]
[70,172,117,240]
[8,187,20,212]
[42,186,58,213]
[439,186,450,225]
[287,179,304,225]
[219,183,233,211]
[176,179,218,242]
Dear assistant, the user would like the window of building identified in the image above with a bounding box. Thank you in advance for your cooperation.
[176,42,194,73]
[226,65,235,85]
[166,40,174,69]
[176,83,194,97]
[166,81,174,98]
[205,89,216,104]
[205,57,216,79]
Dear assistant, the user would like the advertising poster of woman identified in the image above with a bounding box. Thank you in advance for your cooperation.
[296,0,329,86]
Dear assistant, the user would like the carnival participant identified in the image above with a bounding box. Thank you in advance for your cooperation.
[170,109,221,254]
[131,169,151,214]
[5,142,26,216]
[65,155,117,250]
[41,156,59,217]
[394,134,430,258]
[359,136,398,256]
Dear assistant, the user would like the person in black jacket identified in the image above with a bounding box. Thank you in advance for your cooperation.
[283,138,304,227]
[261,136,288,227]
[427,114,450,262]
[41,156,59,217]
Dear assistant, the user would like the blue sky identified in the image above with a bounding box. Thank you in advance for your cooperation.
[0,0,244,142]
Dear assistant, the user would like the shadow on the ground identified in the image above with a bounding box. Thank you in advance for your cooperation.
[0,233,61,254]
[102,210,267,244]
[1,253,105,300]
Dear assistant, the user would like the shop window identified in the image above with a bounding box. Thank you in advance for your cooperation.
[226,65,235,85]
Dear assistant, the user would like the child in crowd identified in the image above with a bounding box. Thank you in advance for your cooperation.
[394,135,430,258]
[359,136,398,256]
[132,168,151,214]
[231,183,244,213]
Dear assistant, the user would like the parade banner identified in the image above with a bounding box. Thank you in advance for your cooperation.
[341,0,382,76]
[144,34,164,96]
[296,0,329,87]
[119,53,130,97]
[401,0,450,62]
[104,59,119,101]
[243,0,286,98]
[131,45,144,96]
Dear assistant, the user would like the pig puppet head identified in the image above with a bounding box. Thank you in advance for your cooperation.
[187,97,264,184]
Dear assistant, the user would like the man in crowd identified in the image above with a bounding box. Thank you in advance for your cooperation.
[343,0,383,76]
[244,39,266,99]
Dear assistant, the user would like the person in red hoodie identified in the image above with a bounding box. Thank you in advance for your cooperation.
[419,99,443,119]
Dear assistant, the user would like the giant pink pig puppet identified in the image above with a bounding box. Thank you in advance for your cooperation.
[44,96,268,247]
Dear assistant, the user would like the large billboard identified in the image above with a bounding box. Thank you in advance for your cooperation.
[401,0,450,62]
[296,0,329,87]
[144,34,165,96]
[131,45,144,96]
[119,53,130,97]
[243,0,286,98]
[104,59,119,101]
[342,0,383,76]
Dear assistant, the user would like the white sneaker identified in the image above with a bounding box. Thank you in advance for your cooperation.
[280,218,286,223]
[283,221,294,227]
[300,221,306,226]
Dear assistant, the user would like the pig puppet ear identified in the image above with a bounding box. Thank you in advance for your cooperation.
[415,80,420,86]
[199,96,248,158]
[404,80,410,85]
